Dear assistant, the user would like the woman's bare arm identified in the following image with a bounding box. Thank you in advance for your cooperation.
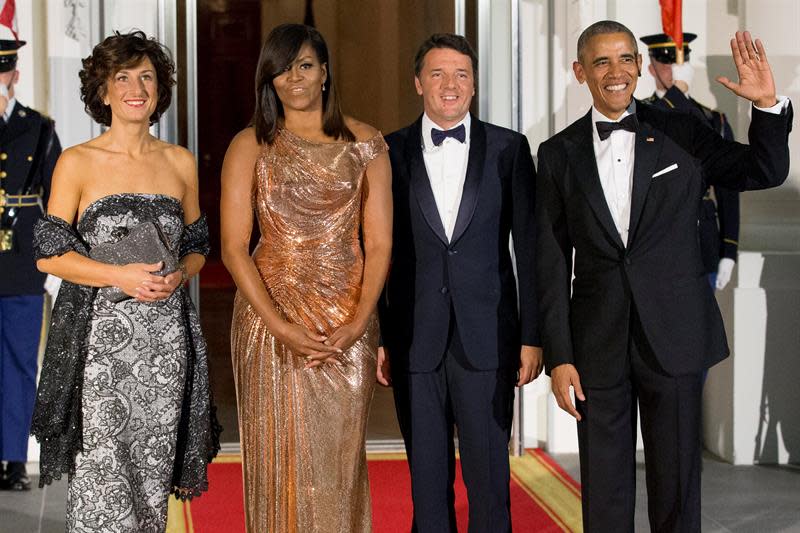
[37,148,166,297]
[323,128,392,359]
[220,128,339,359]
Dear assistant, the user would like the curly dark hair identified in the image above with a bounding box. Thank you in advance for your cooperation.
[79,30,176,126]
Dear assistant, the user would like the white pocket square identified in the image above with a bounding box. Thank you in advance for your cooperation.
[652,163,678,178]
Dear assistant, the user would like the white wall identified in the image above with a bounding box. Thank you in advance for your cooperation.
[46,0,161,150]
[13,0,37,108]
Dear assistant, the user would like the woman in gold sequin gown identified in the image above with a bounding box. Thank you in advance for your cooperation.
[220,24,392,533]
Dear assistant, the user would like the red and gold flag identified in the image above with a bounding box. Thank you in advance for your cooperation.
[659,0,684,63]
[0,0,18,41]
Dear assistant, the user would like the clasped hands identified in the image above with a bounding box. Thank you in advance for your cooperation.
[117,261,184,302]
[277,319,367,369]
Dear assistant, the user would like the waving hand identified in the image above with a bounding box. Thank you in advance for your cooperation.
[716,31,777,108]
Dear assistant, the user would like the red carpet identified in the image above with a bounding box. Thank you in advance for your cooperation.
[367,454,568,532]
[167,451,582,532]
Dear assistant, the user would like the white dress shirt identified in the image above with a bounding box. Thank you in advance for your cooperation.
[592,104,636,246]
[421,112,471,241]
[3,96,15,123]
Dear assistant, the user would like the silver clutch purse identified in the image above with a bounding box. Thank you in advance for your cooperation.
[89,221,179,303]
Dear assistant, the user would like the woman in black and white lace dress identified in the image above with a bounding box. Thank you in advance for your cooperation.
[32,31,219,532]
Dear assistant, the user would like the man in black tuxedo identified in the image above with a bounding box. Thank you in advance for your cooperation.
[535,21,791,533]
[379,33,542,532]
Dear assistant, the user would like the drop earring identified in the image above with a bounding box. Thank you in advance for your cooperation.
[322,83,326,92]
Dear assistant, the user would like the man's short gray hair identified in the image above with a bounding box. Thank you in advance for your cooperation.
[577,20,639,63]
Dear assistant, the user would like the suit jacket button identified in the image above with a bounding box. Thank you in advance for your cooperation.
[440,286,449,294]
[624,257,631,265]
[447,249,457,255]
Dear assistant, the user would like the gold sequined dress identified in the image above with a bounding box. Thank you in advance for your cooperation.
[231,128,388,533]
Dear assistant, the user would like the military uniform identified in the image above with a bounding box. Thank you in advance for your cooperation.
[0,39,61,491]
[640,33,740,279]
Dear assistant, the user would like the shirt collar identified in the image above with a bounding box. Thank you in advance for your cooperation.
[421,112,471,151]
[4,97,15,123]
[655,87,690,100]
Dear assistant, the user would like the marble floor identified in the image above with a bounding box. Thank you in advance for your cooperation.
[3,451,798,532]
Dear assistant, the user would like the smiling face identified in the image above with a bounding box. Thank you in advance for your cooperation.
[103,56,158,125]
[271,43,327,114]
[573,32,642,119]
[415,47,475,129]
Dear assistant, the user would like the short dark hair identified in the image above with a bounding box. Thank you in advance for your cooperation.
[414,33,477,79]
[252,24,353,145]
[577,20,639,63]
[79,30,176,127]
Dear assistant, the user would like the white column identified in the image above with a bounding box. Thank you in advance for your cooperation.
[46,1,95,149]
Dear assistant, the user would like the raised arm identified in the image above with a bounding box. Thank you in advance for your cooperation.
[663,32,791,193]
[716,31,777,108]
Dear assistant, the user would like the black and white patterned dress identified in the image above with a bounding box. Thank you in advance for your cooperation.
[32,193,217,533]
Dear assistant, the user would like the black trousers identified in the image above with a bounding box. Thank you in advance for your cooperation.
[393,321,515,533]
[577,313,704,533]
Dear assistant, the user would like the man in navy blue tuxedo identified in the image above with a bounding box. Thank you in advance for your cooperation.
[379,33,542,532]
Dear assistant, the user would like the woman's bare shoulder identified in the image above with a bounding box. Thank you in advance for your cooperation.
[344,116,380,142]
[161,142,195,167]
[54,143,95,171]
[229,127,260,151]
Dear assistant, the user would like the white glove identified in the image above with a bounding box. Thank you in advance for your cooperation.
[715,258,735,290]
[671,62,694,92]
[44,274,62,301]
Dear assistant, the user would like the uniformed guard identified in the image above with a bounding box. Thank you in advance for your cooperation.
[640,32,739,291]
[0,37,61,491]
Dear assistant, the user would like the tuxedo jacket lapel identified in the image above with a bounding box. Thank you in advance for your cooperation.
[405,117,448,245]
[450,116,486,244]
[567,110,625,250]
[629,104,664,245]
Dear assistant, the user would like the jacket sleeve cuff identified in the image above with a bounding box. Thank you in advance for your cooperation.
[721,239,739,260]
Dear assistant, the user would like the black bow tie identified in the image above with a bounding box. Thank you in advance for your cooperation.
[595,114,639,141]
[431,124,466,146]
